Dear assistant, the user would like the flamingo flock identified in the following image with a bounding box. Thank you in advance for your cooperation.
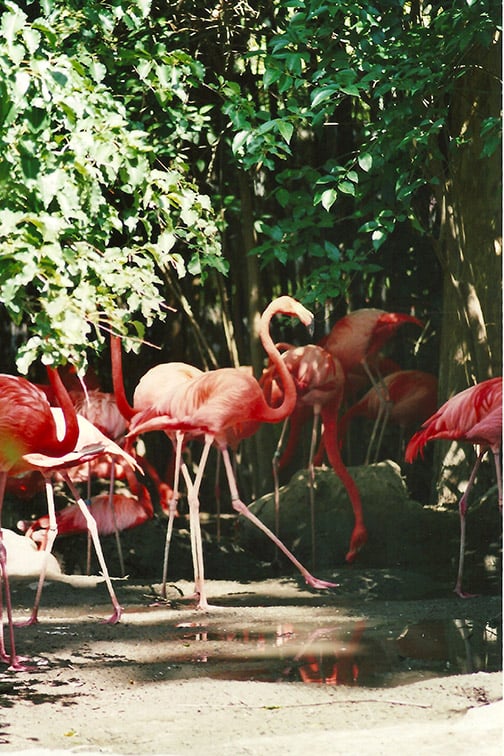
[0,295,501,670]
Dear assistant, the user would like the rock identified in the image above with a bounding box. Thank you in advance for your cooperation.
[237,460,501,580]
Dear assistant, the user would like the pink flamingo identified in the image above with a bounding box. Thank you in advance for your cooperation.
[339,370,439,462]
[111,337,204,596]
[127,296,339,609]
[0,367,79,669]
[323,308,424,459]
[70,388,131,575]
[405,376,502,596]
[260,344,366,565]
[19,465,153,551]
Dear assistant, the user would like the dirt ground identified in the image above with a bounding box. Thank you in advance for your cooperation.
[1,461,502,755]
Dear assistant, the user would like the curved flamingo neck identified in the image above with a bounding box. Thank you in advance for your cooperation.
[44,366,79,455]
[111,336,136,421]
[257,302,299,423]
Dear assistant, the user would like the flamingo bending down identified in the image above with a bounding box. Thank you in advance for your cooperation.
[127,296,339,609]
[19,464,152,548]
[339,370,438,462]
[323,308,424,460]
[0,367,79,669]
[405,376,502,596]
[10,410,140,626]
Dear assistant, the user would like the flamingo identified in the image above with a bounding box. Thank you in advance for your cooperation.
[127,296,338,609]
[339,370,439,462]
[9,409,140,626]
[111,337,204,596]
[19,465,153,552]
[0,367,79,669]
[323,308,424,459]
[260,344,365,565]
[405,376,502,597]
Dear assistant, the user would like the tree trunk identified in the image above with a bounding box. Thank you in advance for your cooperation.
[237,169,277,497]
[432,38,502,504]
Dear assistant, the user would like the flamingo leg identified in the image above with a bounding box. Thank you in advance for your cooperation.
[181,437,213,610]
[361,359,391,464]
[492,449,502,511]
[220,447,338,590]
[161,430,184,598]
[0,472,26,670]
[16,479,58,627]
[214,450,222,543]
[86,460,92,575]
[62,473,123,623]
[307,406,322,570]
[107,461,125,578]
[272,417,289,539]
[454,450,485,598]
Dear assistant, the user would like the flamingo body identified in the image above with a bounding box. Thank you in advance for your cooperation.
[341,370,438,443]
[405,376,502,597]
[405,377,502,462]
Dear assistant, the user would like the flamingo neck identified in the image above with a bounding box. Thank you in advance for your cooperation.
[44,366,79,455]
[111,336,136,421]
[258,303,297,422]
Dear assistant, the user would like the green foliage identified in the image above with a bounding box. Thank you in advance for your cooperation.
[213,0,501,303]
[0,1,224,372]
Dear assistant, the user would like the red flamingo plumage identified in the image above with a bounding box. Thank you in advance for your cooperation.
[127,296,338,609]
[19,465,153,550]
[405,376,502,596]
[10,409,139,625]
[322,308,424,381]
[0,367,79,669]
[71,389,128,442]
[322,308,424,461]
[339,370,439,462]
[260,344,366,565]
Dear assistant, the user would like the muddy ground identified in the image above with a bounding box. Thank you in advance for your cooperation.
[1,461,502,755]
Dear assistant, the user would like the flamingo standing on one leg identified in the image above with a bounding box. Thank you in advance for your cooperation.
[127,296,339,610]
[405,376,502,597]
[0,367,79,669]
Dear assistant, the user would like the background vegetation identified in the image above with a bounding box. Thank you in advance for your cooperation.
[0,0,501,504]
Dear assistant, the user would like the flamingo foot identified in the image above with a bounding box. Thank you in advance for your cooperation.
[1,652,35,672]
[454,586,478,599]
[101,606,123,624]
[14,615,39,628]
[304,575,339,590]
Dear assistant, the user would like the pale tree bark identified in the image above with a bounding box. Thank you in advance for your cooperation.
[431,36,502,504]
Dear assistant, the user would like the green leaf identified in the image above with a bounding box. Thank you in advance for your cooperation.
[320,188,337,211]
[277,120,294,144]
[358,153,373,172]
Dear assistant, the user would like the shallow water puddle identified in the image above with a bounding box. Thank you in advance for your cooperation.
[159,615,502,686]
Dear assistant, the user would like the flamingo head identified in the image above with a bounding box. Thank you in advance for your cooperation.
[345,524,368,563]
